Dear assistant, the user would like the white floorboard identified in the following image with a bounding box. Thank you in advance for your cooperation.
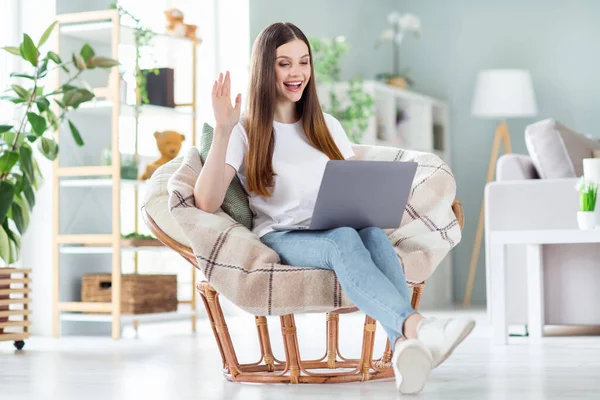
[1,309,599,400]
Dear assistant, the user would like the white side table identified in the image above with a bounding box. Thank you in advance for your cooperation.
[489,229,600,345]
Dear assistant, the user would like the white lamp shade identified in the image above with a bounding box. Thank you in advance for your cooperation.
[471,69,538,118]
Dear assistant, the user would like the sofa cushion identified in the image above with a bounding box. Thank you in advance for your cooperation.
[496,154,539,181]
[199,123,254,230]
[525,119,600,179]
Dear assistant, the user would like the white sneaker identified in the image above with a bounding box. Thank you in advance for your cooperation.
[417,317,475,368]
[392,339,433,394]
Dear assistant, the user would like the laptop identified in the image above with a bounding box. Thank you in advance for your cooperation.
[271,160,418,232]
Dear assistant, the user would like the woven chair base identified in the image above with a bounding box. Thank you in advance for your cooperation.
[197,280,425,384]
[141,207,434,384]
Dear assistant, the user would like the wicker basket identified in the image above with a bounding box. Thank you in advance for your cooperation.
[81,274,177,314]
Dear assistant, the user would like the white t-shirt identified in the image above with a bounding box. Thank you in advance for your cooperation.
[225,112,355,238]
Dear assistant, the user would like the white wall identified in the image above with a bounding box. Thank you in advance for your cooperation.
[0,0,21,124]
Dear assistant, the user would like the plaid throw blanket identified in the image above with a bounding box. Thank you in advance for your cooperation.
[167,145,461,316]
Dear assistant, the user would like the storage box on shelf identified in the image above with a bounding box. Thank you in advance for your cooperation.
[81,274,177,314]
[0,268,31,350]
[52,10,200,339]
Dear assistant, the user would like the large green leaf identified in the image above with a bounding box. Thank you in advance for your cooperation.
[3,221,20,264]
[80,43,95,62]
[7,231,18,264]
[0,125,12,134]
[68,120,84,146]
[38,59,49,77]
[38,21,57,47]
[87,56,119,69]
[35,97,50,113]
[19,144,34,182]
[47,51,69,73]
[0,222,9,264]
[22,176,35,209]
[10,73,35,80]
[0,150,19,173]
[63,88,94,109]
[62,90,80,108]
[2,131,25,148]
[45,108,59,131]
[12,84,30,101]
[77,89,94,105]
[3,221,20,248]
[32,158,43,189]
[27,112,47,136]
[53,99,65,109]
[0,181,14,224]
[38,136,59,161]
[72,54,86,71]
[11,200,29,235]
[5,221,21,261]
[47,51,61,64]
[0,96,25,104]
[13,173,24,195]
[61,84,78,92]
[1,46,20,56]
[22,33,39,67]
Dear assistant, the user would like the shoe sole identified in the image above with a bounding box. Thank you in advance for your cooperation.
[433,319,476,368]
[392,341,432,394]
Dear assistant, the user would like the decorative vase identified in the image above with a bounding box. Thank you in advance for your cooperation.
[387,76,408,89]
[577,211,596,230]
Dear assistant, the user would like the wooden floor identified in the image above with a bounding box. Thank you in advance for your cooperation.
[1,309,599,400]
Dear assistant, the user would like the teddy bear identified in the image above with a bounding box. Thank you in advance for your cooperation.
[139,130,185,180]
[164,8,201,44]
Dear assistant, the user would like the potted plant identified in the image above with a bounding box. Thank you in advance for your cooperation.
[309,36,374,144]
[0,22,118,264]
[575,177,598,230]
[375,11,421,89]
[109,2,158,107]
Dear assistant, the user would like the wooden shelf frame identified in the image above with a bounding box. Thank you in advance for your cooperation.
[52,10,198,339]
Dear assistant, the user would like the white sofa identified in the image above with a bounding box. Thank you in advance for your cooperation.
[485,119,600,327]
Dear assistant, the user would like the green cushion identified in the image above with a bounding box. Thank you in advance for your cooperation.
[199,123,254,231]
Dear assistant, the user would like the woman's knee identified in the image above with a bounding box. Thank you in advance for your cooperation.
[358,226,389,242]
[327,227,364,250]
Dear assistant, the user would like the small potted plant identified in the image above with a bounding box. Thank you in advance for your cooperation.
[375,11,421,89]
[575,177,598,230]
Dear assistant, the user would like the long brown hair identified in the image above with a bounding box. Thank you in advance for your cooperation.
[244,22,345,197]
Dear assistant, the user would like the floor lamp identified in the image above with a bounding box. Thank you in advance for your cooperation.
[463,69,538,306]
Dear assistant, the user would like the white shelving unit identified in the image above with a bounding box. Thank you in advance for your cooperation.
[319,80,451,165]
[52,10,201,338]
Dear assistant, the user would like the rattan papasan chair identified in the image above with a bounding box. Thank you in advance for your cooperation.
[142,143,464,384]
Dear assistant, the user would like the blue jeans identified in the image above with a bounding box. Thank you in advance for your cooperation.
[260,226,415,345]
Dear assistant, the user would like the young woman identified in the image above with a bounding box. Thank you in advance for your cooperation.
[195,22,474,394]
